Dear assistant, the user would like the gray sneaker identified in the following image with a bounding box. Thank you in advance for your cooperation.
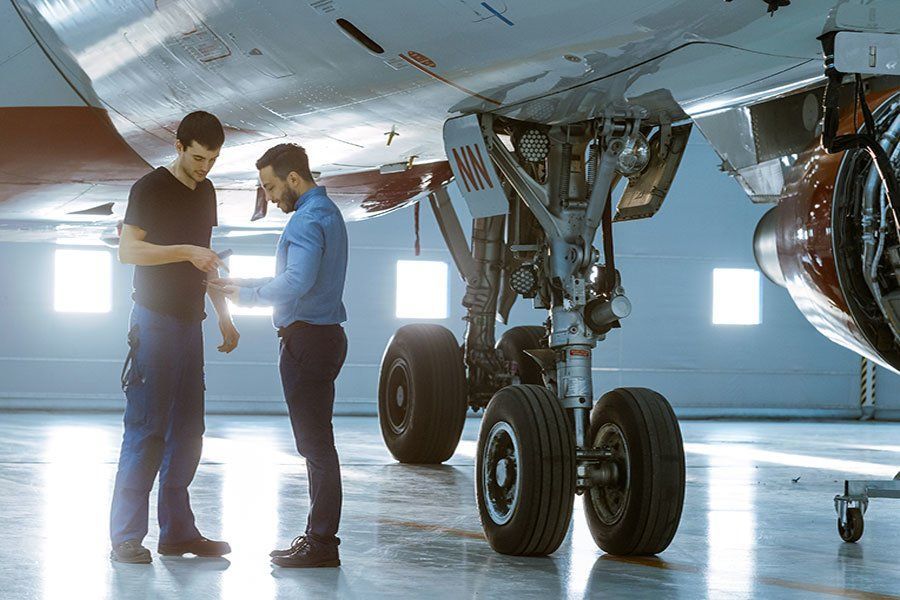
[111,540,152,564]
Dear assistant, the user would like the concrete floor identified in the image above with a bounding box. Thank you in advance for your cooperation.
[1,414,899,600]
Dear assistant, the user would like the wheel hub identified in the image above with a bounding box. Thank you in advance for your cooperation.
[385,359,412,435]
[495,458,512,487]
[482,421,521,525]
[588,423,630,525]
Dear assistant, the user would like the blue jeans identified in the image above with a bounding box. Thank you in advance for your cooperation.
[109,303,205,546]
[279,324,347,548]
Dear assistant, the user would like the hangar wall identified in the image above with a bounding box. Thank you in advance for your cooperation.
[0,139,890,417]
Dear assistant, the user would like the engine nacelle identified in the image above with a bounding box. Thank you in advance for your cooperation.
[753,207,785,288]
[754,88,900,372]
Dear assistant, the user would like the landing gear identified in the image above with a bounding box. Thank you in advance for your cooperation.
[476,385,575,555]
[378,106,689,556]
[582,388,685,555]
[378,324,467,464]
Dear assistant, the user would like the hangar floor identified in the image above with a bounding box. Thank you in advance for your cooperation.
[1,413,899,599]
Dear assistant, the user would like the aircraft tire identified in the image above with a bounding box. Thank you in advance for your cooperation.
[495,326,545,385]
[378,324,467,464]
[476,384,576,556]
[582,387,685,555]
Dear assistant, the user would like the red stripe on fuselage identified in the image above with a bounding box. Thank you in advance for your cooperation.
[0,106,150,190]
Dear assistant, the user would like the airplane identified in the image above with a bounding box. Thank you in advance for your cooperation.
[2,0,900,557]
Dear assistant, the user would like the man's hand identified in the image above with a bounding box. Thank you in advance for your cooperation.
[218,319,240,353]
[187,246,224,273]
[208,277,251,287]
[207,279,241,304]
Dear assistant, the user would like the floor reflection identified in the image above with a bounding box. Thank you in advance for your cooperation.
[568,503,598,599]
[212,436,281,600]
[686,442,899,477]
[41,426,114,600]
[6,415,900,599]
[706,453,756,599]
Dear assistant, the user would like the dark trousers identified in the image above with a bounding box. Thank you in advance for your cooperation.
[279,324,347,548]
[109,303,205,546]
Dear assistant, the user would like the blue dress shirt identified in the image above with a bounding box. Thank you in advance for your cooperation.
[238,186,348,327]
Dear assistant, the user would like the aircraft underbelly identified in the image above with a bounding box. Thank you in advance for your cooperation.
[6,1,847,172]
[0,0,887,230]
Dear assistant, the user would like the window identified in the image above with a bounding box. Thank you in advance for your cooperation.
[712,268,761,325]
[54,249,112,313]
[396,260,448,319]
[227,255,275,316]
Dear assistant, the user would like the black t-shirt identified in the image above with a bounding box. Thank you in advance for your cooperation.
[123,167,217,322]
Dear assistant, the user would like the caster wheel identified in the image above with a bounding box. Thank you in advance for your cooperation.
[838,508,864,543]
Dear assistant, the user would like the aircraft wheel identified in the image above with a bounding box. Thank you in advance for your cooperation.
[378,324,467,464]
[476,384,575,556]
[583,387,685,555]
[496,326,545,385]
[838,508,864,543]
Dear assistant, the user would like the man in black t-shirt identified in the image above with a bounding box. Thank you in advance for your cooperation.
[109,111,239,564]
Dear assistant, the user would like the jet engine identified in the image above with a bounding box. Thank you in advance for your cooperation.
[754,88,900,371]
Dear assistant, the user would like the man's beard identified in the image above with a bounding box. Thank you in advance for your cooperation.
[278,190,295,213]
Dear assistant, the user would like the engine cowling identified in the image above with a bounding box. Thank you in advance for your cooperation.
[754,88,900,372]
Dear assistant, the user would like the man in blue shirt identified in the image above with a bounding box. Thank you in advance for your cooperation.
[211,143,348,568]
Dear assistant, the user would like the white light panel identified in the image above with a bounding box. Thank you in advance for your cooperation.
[396,260,448,319]
[228,255,275,316]
[54,249,112,313]
[713,268,761,326]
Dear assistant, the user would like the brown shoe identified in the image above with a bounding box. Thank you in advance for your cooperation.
[270,534,307,558]
[158,537,231,557]
[271,538,340,568]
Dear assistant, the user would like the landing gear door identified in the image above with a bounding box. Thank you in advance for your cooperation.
[443,115,508,218]
[615,123,692,222]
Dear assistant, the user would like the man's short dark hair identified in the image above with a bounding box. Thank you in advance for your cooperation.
[256,143,313,181]
[176,111,225,150]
